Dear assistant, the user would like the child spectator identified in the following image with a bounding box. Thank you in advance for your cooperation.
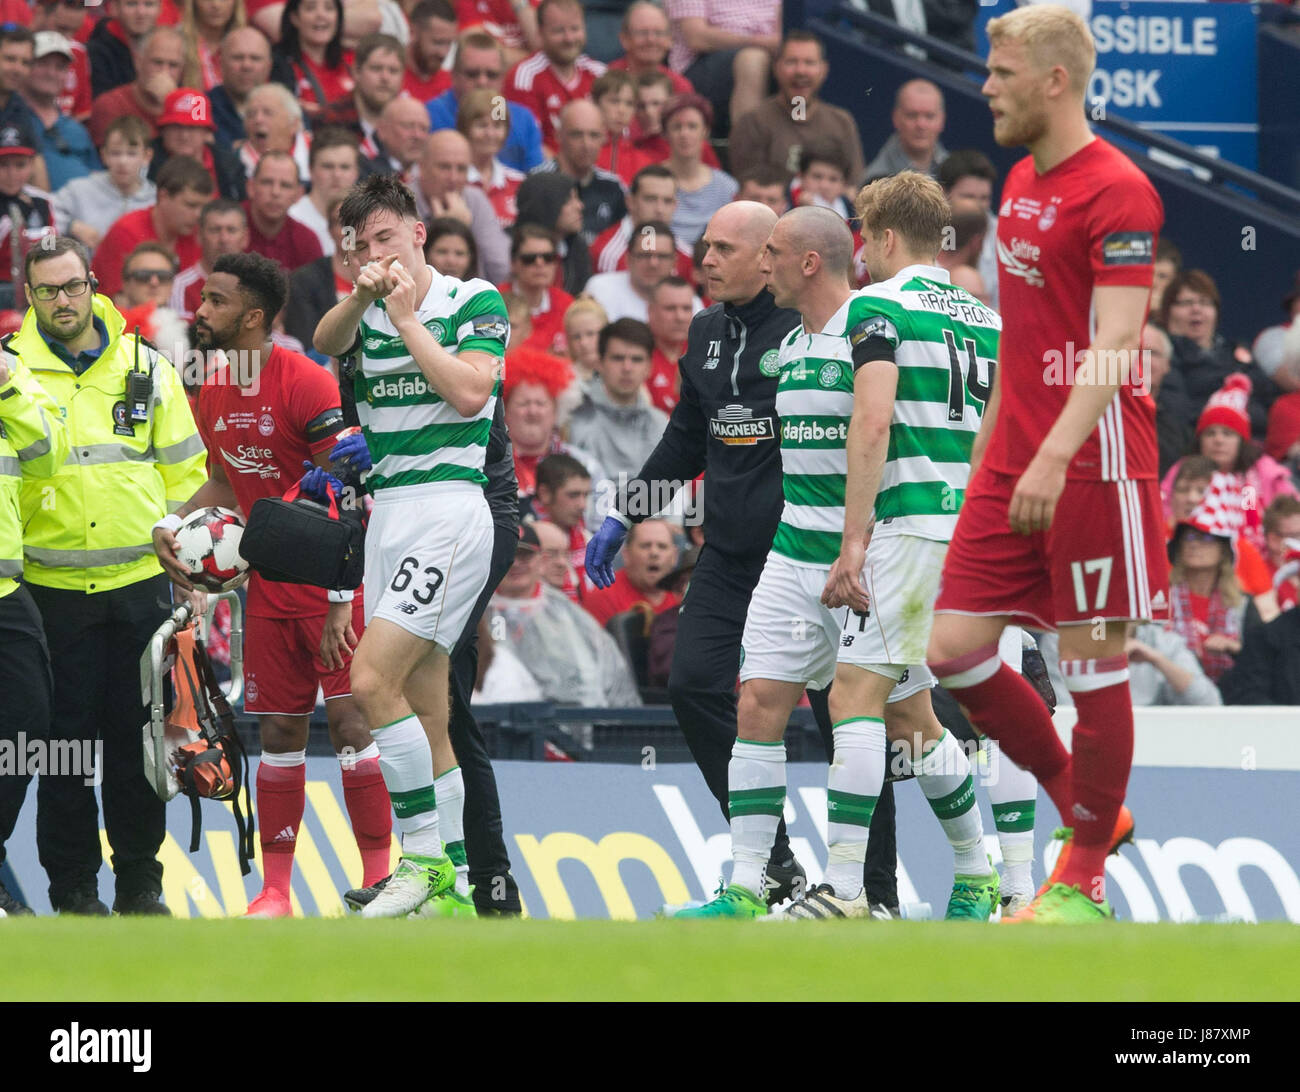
[148,87,246,200]
[592,69,646,186]
[53,115,157,252]
[1262,495,1300,613]
[0,122,57,308]
[562,296,606,383]
[790,143,853,219]
[458,87,524,233]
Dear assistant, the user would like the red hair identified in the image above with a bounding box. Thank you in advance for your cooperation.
[503,345,573,404]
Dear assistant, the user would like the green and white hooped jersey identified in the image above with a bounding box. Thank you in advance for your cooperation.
[352,267,508,496]
[771,266,1000,567]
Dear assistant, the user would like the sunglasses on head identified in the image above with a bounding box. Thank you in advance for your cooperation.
[517,251,557,265]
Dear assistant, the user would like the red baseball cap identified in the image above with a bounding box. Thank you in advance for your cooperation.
[159,89,216,130]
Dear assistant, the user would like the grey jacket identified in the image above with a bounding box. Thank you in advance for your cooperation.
[567,376,670,490]
[863,133,949,184]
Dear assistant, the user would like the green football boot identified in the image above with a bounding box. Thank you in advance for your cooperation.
[411,886,478,919]
[672,884,767,919]
[945,863,1001,921]
[1003,882,1115,924]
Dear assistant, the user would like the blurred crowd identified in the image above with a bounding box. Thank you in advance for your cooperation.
[4,0,1294,713]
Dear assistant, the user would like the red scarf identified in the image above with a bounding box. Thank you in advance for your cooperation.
[1168,581,1239,682]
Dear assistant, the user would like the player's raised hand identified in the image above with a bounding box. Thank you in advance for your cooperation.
[822,536,870,612]
[353,254,398,306]
[1009,455,1066,535]
[386,260,419,324]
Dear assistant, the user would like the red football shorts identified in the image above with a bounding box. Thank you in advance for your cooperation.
[243,600,366,716]
[935,468,1170,631]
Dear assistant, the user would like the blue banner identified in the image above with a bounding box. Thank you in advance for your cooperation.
[977,1,1260,171]
[6,757,1298,921]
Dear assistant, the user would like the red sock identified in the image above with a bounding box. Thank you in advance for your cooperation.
[931,643,1073,819]
[1058,657,1133,901]
[341,756,393,886]
[256,759,306,896]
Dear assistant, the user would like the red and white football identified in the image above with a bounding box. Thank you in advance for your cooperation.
[173,507,248,592]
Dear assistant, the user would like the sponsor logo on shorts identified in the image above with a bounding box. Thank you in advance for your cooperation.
[709,404,775,445]
[1101,231,1154,266]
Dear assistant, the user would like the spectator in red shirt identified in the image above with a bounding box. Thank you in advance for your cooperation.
[501,222,572,355]
[533,452,594,598]
[610,2,694,95]
[1264,495,1300,613]
[316,33,405,158]
[504,0,606,152]
[96,153,212,297]
[89,25,186,148]
[405,0,458,102]
[592,69,648,187]
[627,68,719,170]
[115,240,179,309]
[457,0,540,64]
[239,82,311,183]
[89,0,166,99]
[32,4,94,120]
[458,86,524,232]
[180,0,247,92]
[590,162,693,280]
[582,517,679,627]
[243,150,324,270]
[148,87,247,201]
[276,0,354,121]
[169,196,248,319]
[646,274,691,414]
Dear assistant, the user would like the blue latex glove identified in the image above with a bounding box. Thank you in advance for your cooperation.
[585,515,629,589]
[330,431,372,473]
[299,461,344,503]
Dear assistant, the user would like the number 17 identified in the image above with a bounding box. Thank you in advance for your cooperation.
[1070,556,1113,612]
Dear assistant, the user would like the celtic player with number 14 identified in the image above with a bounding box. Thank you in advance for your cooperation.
[313,176,508,918]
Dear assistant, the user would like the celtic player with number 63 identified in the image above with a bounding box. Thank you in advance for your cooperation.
[313,176,508,919]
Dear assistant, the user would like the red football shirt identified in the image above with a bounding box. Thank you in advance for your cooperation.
[649,346,680,414]
[505,52,605,149]
[607,59,693,97]
[984,138,1164,482]
[456,0,539,50]
[243,203,326,271]
[196,345,348,618]
[293,53,355,108]
[582,570,679,627]
[96,208,201,298]
[62,45,92,119]
[404,67,452,103]
[590,214,694,282]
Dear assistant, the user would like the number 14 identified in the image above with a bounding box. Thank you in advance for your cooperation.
[1070,556,1113,612]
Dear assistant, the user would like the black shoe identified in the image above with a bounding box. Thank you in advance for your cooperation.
[0,880,34,916]
[113,891,171,916]
[1022,644,1058,713]
[472,874,522,916]
[343,874,390,911]
[763,855,807,907]
[55,890,111,916]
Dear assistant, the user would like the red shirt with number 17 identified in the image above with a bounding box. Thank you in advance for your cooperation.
[196,345,347,618]
[983,137,1164,483]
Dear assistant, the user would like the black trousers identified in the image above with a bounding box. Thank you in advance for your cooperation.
[30,574,171,907]
[447,521,520,914]
[666,544,899,906]
[0,585,52,872]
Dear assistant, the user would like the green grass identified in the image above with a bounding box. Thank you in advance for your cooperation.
[1,920,1295,1001]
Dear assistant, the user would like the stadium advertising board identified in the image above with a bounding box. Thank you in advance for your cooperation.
[5,711,1298,921]
[976,1,1260,170]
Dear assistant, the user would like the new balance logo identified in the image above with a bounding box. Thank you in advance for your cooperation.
[213,416,227,431]
[395,601,418,615]
[272,826,296,843]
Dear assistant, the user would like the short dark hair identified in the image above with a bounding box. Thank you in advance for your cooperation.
[25,235,91,285]
[630,163,674,195]
[103,115,152,150]
[630,219,675,251]
[511,222,556,259]
[591,69,635,103]
[123,241,178,274]
[536,452,591,494]
[211,252,289,332]
[354,32,404,68]
[339,173,418,232]
[634,69,673,95]
[537,0,582,30]
[410,0,456,25]
[1264,494,1300,534]
[779,29,824,61]
[739,165,791,189]
[0,26,34,50]
[425,216,479,274]
[455,31,503,69]
[157,155,215,197]
[937,148,997,191]
[651,274,691,301]
[309,126,360,169]
[1173,455,1217,486]
[200,197,246,227]
[599,317,654,358]
[798,143,849,178]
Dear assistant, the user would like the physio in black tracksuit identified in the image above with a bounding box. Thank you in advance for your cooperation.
[340,371,521,914]
[590,281,899,908]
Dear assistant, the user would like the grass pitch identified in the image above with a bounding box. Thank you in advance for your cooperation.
[1,919,1294,1001]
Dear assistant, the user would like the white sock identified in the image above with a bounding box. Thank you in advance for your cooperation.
[372,714,441,858]
[728,739,786,897]
[823,717,886,899]
[435,766,469,895]
[260,749,306,768]
[981,737,1037,892]
[912,730,987,877]
[337,741,380,770]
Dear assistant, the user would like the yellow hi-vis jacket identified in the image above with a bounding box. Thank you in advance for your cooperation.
[16,295,208,593]
[0,350,67,601]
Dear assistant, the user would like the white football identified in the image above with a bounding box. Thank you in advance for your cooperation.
[173,506,248,592]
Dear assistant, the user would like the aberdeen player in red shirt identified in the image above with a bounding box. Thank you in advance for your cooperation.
[152,253,391,918]
[927,5,1167,924]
